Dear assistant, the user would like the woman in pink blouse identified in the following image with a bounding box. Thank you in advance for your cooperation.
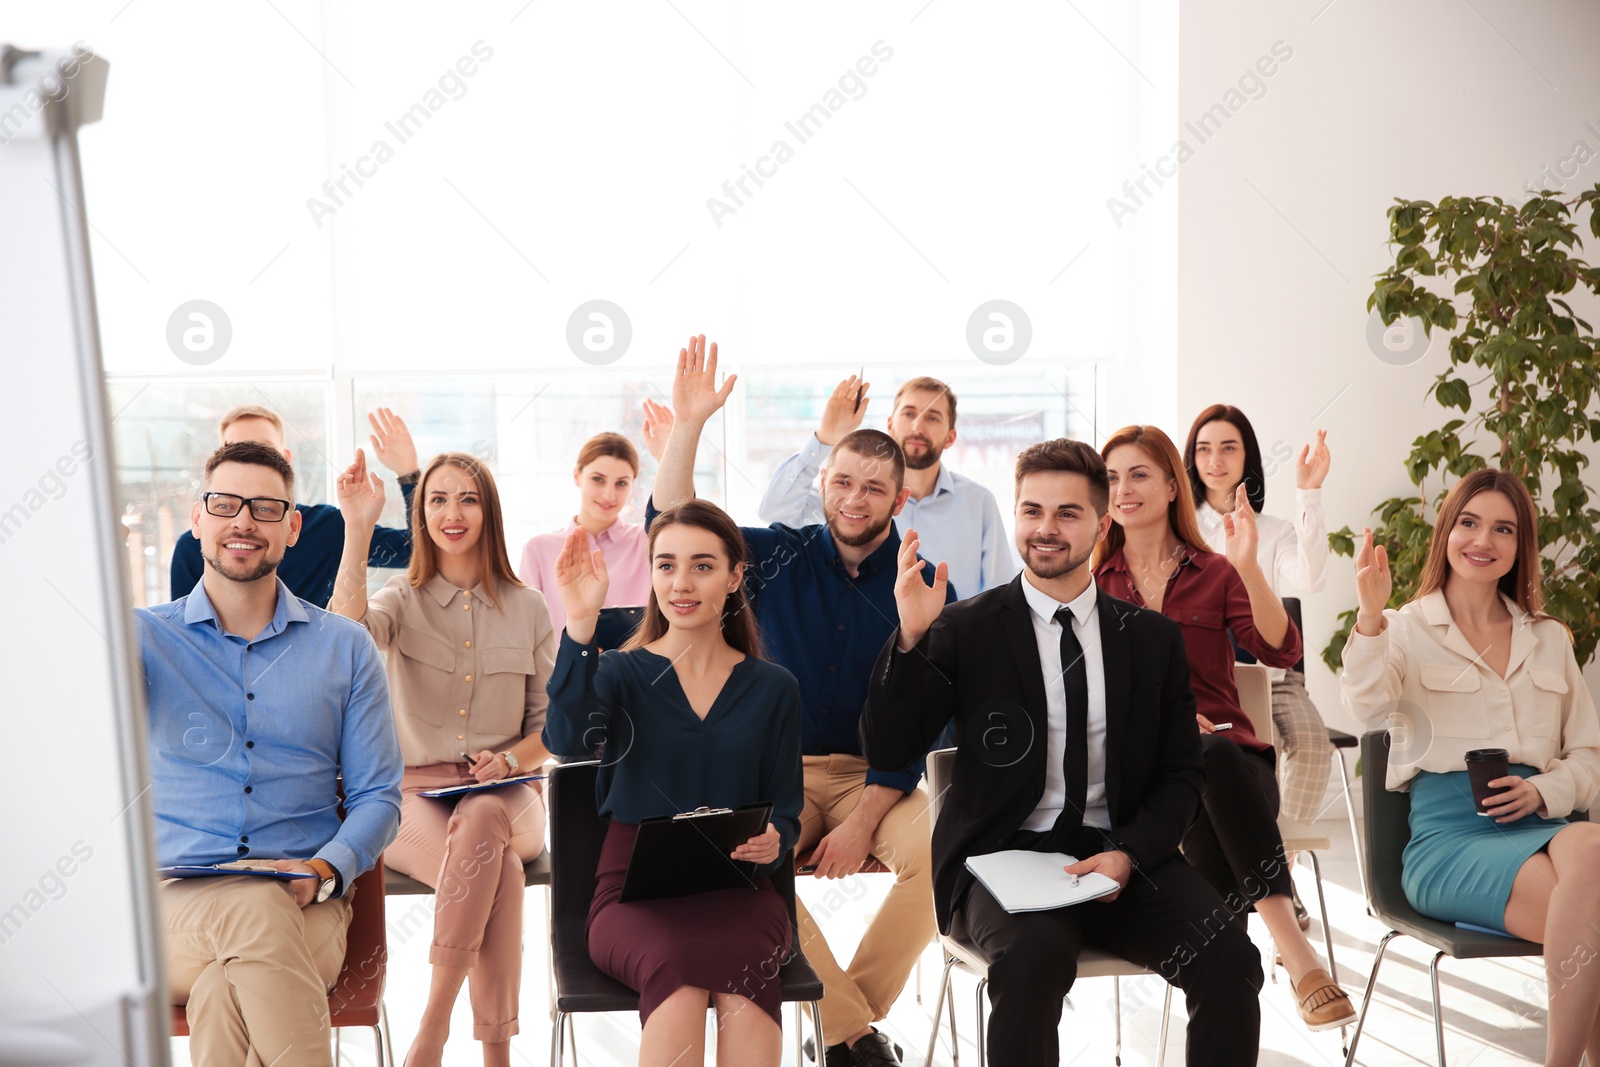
[333,449,553,1067]
[1091,424,1356,1033]
[518,432,651,635]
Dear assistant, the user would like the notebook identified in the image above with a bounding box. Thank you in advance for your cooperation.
[418,773,547,799]
[964,850,1120,913]
[159,864,315,880]
[618,802,773,903]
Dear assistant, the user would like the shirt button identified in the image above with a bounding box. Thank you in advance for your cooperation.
[458,709,467,717]
[237,845,249,854]
[464,640,472,648]
[464,603,471,611]
[1191,615,1199,622]
[465,675,473,682]
[828,666,837,673]
[246,741,254,748]
[240,836,249,843]
[243,786,252,794]
[457,734,465,741]
[246,693,254,700]
[820,707,829,716]
[837,624,846,632]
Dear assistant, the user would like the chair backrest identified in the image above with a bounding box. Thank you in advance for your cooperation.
[1234,662,1274,744]
[926,747,956,824]
[327,858,388,1018]
[1359,730,1418,922]
[546,760,801,936]
[1281,597,1308,674]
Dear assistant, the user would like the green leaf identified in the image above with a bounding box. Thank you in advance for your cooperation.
[1435,377,1472,410]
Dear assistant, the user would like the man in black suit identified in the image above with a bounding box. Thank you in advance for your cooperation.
[861,438,1262,1067]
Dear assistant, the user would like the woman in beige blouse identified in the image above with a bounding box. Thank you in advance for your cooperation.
[333,449,554,1067]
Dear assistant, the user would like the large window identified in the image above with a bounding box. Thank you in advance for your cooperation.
[110,363,1092,606]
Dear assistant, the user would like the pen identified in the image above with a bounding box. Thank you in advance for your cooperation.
[853,367,863,414]
[461,751,475,765]
[1065,872,1079,888]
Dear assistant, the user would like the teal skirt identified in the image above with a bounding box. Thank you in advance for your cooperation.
[1402,766,1567,933]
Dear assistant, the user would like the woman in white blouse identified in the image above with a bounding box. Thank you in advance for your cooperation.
[1183,405,1334,830]
[1342,467,1600,1066]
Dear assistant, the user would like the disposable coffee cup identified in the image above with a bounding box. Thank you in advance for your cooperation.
[1465,748,1510,815]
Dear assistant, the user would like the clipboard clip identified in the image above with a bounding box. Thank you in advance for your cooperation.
[672,806,734,820]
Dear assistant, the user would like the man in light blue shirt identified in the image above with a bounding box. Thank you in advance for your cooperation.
[758,374,1017,600]
[138,440,401,1067]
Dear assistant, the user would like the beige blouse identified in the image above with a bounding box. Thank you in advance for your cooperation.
[363,573,556,766]
[1341,589,1600,818]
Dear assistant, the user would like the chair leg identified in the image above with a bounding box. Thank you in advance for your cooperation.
[1429,950,1448,1066]
[923,957,956,1067]
[334,1025,341,1062]
[974,977,988,1067]
[1113,977,1122,1066]
[381,1001,396,1067]
[1303,850,1348,1054]
[1332,747,1371,917]
[1155,982,1171,1067]
[1342,929,1400,1067]
[811,1002,825,1066]
[369,1023,384,1067]
[550,1010,566,1067]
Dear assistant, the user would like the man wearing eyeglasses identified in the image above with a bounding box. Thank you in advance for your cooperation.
[139,440,402,1066]
[169,404,419,606]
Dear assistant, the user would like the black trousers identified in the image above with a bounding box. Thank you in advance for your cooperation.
[1183,734,1294,904]
[957,829,1262,1067]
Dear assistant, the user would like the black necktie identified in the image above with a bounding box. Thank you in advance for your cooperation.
[1053,607,1090,836]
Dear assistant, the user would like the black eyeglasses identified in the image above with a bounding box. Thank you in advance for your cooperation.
[201,492,292,522]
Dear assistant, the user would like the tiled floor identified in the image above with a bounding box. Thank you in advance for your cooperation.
[171,766,1554,1065]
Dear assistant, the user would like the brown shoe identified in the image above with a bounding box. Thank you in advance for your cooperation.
[1295,968,1357,1031]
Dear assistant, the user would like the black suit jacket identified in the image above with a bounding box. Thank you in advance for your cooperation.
[861,575,1204,933]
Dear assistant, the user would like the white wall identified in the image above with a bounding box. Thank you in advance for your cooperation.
[1177,0,1600,731]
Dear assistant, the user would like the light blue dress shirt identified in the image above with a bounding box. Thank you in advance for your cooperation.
[756,434,1019,600]
[136,578,402,894]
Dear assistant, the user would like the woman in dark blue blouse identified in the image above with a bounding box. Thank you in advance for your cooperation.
[543,498,803,1067]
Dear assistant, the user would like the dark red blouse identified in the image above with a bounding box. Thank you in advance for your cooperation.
[1094,545,1301,751]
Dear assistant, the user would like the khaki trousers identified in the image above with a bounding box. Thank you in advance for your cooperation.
[795,754,936,1044]
[384,762,545,1040]
[162,874,353,1067]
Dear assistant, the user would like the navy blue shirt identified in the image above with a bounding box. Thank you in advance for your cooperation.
[170,482,416,607]
[648,499,952,793]
[543,633,803,874]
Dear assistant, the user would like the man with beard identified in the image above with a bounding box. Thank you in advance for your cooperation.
[758,374,1015,599]
[860,439,1263,1066]
[137,441,402,1066]
[648,337,951,1067]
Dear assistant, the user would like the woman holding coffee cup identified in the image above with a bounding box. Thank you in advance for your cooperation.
[1342,467,1600,1065]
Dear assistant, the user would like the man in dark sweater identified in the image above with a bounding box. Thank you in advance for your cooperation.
[169,404,417,606]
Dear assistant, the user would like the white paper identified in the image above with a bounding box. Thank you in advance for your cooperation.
[964,849,1120,913]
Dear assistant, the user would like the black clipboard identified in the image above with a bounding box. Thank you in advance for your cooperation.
[618,802,773,903]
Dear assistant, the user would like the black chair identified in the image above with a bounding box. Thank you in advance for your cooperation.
[1342,732,1544,1066]
[546,760,824,1066]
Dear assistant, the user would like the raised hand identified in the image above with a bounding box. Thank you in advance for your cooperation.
[817,374,869,446]
[640,398,674,462]
[1221,483,1259,572]
[1354,526,1392,633]
[671,334,737,426]
[893,528,950,651]
[335,448,386,530]
[366,407,418,476]
[1295,429,1331,490]
[553,526,609,639]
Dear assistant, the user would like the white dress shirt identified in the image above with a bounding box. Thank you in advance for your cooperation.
[1019,574,1110,831]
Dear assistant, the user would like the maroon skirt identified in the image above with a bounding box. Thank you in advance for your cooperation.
[586,819,792,1025]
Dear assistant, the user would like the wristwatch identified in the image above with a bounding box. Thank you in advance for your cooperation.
[396,470,421,486]
[500,750,520,774]
[306,858,339,903]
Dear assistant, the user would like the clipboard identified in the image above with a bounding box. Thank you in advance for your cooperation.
[618,802,773,903]
[160,864,316,880]
[418,773,547,799]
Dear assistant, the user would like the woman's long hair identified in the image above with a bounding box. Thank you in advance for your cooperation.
[1183,403,1266,512]
[623,499,765,658]
[1412,467,1546,616]
[1094,424,1213,568]
[406,452,523,609]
